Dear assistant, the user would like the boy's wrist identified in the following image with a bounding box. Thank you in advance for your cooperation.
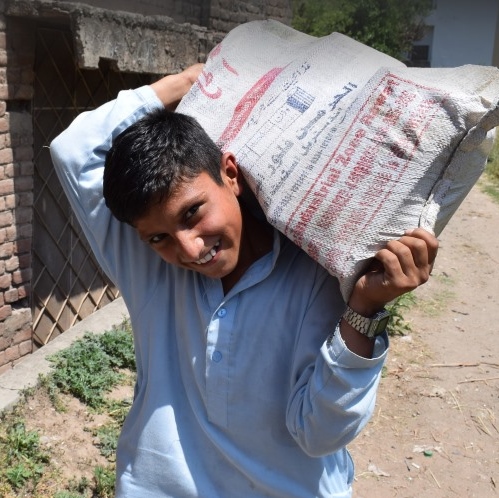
[151,63,204,109]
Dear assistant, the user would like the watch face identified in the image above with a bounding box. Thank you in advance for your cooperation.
[371,310,391,336]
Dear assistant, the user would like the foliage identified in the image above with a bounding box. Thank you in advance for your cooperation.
[0,321,135,496]
[291,0,433,60]
[47,324,135,410]
[386,292,416,336]
[0,420,49,490]
[94,465,116,497]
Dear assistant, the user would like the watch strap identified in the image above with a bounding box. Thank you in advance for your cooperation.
[341,305,390,338]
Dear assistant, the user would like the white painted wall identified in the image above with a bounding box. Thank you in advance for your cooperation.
[427,0,499,67]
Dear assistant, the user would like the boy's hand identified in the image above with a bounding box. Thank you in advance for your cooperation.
[339,228,438,358]
[151,63,204,110]
[349,228,439,316]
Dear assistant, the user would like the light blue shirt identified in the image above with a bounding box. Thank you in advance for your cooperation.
[50,85,389,498]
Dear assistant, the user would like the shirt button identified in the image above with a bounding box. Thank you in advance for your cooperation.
[217,308,227,318]
[212,350,223,362]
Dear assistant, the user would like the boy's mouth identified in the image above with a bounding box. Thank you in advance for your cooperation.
[195,241,220,265]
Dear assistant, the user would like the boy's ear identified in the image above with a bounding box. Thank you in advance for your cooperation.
[221,152,243,196]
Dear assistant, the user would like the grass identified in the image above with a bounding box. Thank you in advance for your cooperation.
[0,320,135,497]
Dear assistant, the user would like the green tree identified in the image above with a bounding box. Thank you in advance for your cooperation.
[292,0,433,60]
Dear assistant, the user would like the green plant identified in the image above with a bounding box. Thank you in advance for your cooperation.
[98,324,136,371]
[94,423,121,459]
[386,292,416,336]
[47,325,135,410]
[94,465,116,497]
[0,421,49,491]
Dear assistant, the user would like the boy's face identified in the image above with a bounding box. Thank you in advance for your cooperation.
[134,153,251,284]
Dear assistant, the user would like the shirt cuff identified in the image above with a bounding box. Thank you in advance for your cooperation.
[322,324,389,369]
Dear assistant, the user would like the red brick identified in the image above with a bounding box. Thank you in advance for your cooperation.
[0,273,11,289]
[0,147,12,164]
[17,224,32,238]
[0,336,8,351]
[5,345,20,362]
[20,163,34,176]
[4,309,31,331]
[4,193,14,209]
[14,206,31,224]
[0,210,13,227]
[14,238,31,254]
[17,285,29,299]
[12,269,31,285]
[0,305,11,321]
[4,162,13,177]
[13,327,31,345]
[16,192,33,207]
[0,177,13,195]
[12,175,32,191]
[5,255,19,272]
[13,145,33,161]
[18,253,31,269]
[4,288,18,303]
[0,241,14,258]
[18,339,32,357]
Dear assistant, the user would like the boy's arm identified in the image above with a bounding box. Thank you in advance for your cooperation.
[339,228,439,358]
[152,63,204,109]
[49,65,202,282]
[286,228,438,456]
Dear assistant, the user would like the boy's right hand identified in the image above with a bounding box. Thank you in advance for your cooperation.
[151,63,204,110]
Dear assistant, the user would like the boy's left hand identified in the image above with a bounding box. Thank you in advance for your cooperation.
[349,228,439,316]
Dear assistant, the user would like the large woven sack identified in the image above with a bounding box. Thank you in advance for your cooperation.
[177,20,499,299]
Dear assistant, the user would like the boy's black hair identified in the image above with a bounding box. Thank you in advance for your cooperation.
[103,108,223,225]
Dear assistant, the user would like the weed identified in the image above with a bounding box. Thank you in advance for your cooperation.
[94,423,121,459]
[94,465,116,497]
[0,420,49,490]
[47,324,135,410]
[386,292,416,336]
[0,321,135,496]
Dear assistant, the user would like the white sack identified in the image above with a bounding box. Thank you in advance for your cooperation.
[177,20,499,299]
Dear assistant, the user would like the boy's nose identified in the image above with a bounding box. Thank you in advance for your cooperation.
[176,232,204,261]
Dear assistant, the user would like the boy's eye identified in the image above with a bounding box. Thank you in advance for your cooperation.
[149,233,167,245]
[185,204,200,220]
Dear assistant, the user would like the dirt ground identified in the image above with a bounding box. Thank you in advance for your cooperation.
[15,184,499,497]
[350,184,499,497]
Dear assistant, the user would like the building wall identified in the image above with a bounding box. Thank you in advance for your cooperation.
[427,0,499,67]
[0,12,35,373]
[0,0,292,372]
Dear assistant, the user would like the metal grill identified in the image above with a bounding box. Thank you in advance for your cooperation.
[32,25,152,347]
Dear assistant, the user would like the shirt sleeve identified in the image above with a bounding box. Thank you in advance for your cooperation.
[49,85,163,285]
[286,269,389,457]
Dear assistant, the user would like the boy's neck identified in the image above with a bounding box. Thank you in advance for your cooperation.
[221,205,273,294]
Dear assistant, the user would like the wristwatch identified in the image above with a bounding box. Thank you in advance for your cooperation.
[341,305,390,338]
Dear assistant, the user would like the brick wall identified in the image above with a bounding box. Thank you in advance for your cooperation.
[0,0,292,372]
[0,10,35,374]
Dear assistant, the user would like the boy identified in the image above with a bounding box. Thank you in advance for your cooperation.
[50,64,438,497]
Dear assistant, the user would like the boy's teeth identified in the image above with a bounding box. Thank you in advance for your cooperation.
[195,244,218,265]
